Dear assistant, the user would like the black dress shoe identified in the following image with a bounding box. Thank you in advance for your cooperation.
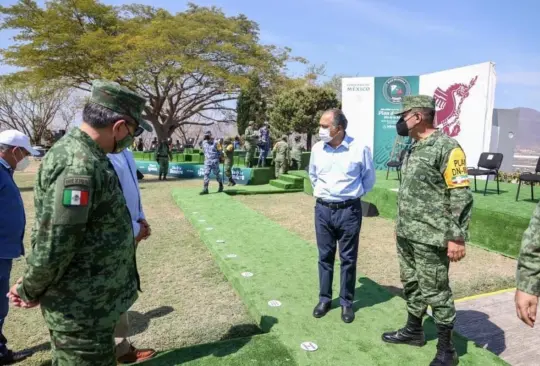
[341,306,355,323]
[312,302,331,318]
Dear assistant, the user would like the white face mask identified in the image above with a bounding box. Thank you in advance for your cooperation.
[318,127,333,143]
[15,157,29,171]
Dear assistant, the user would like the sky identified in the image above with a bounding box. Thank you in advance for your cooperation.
[1,0,539,110]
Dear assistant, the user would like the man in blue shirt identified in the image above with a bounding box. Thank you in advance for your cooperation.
[0,130,39,363]
[108,145,157,363]
[309,109,376,323]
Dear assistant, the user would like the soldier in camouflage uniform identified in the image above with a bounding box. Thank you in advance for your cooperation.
[154,139,172,180]
[290,135,304,170]
[8,80,146,366]
[223,137,236,186]
[272,135,290,179]
[515,201,540,327]
[381,96,473,366]
[244,121,257,168]
[200,131,224,195]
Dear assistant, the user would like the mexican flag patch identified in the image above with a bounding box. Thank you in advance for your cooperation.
[62,189,89,206]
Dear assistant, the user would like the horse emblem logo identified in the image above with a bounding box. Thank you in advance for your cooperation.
[433,76,478,137]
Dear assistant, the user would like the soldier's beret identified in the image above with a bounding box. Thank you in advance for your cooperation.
[395,95,436,115]
[90,80,153,132]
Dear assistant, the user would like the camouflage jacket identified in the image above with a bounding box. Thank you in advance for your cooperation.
[17,128,139,332]
[397,130,473,247]
[155,142,172,159]
[516,201,540,295]
[291,141,304,161]
[272,141,290,162]
[244,127,257,145]
[202,139,221,163]
[224,143,234,165]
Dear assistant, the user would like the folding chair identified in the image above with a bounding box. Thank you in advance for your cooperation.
[467,153,504,196]
[516,157,540,201]
[386,149,407,182]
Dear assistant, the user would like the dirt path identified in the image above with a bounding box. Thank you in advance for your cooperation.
[234,192,517,299]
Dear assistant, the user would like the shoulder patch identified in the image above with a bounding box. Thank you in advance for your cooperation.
[444,148,469,189]
[64,176,91,187]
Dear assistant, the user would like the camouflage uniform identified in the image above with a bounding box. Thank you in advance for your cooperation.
[223,138,236,186]
[272,136,290,179]
[257,124,270,167]
[154,141,172,180]
[244,122,257,168]
[290,138,304,170]
[516,201,540,295]
[201,135,223,194]
[15,80,147,366]
[383,95,473,366]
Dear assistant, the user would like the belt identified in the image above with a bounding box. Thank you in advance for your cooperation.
[316,198,360,209]
[157,155,169,158]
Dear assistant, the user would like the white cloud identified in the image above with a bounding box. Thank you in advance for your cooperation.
[498,72,540,87]
[322,0,462,36]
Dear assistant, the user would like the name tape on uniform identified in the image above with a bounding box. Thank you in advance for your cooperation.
[444,147,470,189]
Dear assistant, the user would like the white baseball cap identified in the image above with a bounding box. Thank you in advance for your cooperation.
[0,130,40,156]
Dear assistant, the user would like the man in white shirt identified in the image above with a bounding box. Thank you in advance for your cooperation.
[108,147,156,363]
[309,109,376,323]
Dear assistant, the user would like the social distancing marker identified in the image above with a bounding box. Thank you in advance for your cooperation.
[300,342,318,352]
[216,240,225,243]
[206,227,213,231]
[241,272,253,278]
[268,300,281,307]
[198,219,206,222]
[192,212,198,214]
[226,254,237,258]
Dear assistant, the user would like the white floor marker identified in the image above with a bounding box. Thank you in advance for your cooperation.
[300,342,318,352]
[226,254,237,258]
[268,300,282,307]
[198,219,206,222]
[241,272,253,278]
[206,227,213,231]
[216,240,225,243]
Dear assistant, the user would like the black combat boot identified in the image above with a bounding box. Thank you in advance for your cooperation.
[382,313,426,347]
[430,324,458,366]
[200,185,209,195]
[218,182,224,192]
[229,178,236,187]
[158,174,162,181]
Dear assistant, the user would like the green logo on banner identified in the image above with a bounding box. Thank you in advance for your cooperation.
[383,77,411,104]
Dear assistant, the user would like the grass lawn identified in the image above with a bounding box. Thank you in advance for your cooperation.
[233,192,517,300]
[9,163,256,365]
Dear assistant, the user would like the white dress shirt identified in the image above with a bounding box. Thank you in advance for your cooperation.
[309,134,376,202]
[108,149,145,237]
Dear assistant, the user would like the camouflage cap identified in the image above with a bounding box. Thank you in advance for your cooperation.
[90,80,153,132]
[248,121,254,125]
[395,95,436,115]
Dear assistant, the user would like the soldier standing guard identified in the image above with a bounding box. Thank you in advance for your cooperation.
[223,137,236,186]
[200,131,224,195]
[381,96,473,366]
[272,135,290,179]
[244,121,257,168]
[154,139,172,180]
[290,135,304,170]
[515,201,540,327]
[8,79,146,366]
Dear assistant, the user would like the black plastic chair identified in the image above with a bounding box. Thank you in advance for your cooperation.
[467,153,504,196]
[386,149,407,182]
[516,157,540,201]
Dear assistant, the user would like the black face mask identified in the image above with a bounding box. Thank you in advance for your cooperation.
[395,117,409,137]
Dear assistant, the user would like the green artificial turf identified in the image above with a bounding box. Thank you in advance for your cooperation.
[172,189,507,366]
[142,335,296,366]
[225,184,302,195]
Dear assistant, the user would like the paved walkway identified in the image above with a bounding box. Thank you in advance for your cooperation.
[455,289,540,366]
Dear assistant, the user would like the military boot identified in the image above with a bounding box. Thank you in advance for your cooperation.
[430,325,458,366]
[218,182,224,192]
[382,313,426,347]
[229,178,236,187]
[158,174,162,181]
[200,185,209,195]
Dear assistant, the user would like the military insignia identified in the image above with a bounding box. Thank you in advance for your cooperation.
[62,189,89,206]
[444,148,470,188]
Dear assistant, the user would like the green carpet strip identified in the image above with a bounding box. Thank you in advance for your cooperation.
[172,189,507,366]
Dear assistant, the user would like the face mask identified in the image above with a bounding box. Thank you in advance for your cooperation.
[395,114,419,137]
[318,127,333,143]
[13,148,29,171]
[112,123,135,154]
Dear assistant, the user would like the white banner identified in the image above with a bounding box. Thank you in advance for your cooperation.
[419,62,497,168]
[341,77,375,152]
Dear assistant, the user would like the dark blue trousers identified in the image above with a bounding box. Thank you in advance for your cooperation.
[0,259,13,355]
[315,200,362,307]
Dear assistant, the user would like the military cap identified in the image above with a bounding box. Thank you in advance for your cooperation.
[395,95,436,115]
[281,134,288,141]
[248,121,254,125]
[90,80,153,132]
[204,130,212,137]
